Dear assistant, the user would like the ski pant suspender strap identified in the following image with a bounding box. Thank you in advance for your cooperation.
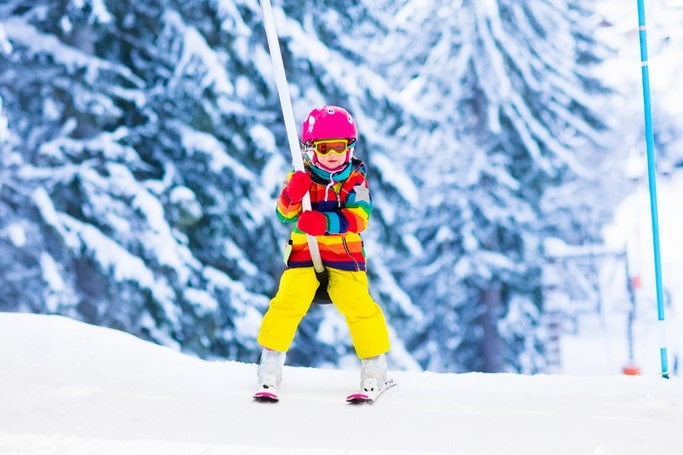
[260,0,324,274]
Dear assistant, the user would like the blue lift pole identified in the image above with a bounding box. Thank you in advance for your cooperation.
[636,0,669,378]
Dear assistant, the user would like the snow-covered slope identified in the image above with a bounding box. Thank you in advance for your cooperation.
[1,313,682,455]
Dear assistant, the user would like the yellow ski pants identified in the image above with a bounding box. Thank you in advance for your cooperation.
[257,267,390,359]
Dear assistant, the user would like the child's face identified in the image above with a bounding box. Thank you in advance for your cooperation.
[316,150,346,169]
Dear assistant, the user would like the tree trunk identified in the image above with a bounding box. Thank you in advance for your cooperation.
[481,286,504,372]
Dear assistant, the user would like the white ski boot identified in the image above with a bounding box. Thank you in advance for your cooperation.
[346,354,394,403]
[360,354,388,394]
[254,348,285,402]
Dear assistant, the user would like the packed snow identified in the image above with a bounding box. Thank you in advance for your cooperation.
[0,312,681,455]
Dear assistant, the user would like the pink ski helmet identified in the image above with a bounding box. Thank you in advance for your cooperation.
[301,105,358,145]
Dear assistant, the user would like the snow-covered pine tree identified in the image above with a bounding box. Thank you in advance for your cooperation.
[371,0,620,373]
[0,0,285,359]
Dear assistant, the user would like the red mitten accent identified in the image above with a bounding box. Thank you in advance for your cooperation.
[284,171,311,204]
[297,211,327,235]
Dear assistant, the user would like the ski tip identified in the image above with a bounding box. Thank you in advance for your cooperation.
[346,377,397,404]
[253,391,279,403]
[346,392,372,404]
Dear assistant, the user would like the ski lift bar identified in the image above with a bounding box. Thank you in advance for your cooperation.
[260,0,324,274]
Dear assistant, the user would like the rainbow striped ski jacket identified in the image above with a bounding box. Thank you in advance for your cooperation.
[276,158,372,271]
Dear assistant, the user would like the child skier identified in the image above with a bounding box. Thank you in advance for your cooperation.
[255,105,391,400]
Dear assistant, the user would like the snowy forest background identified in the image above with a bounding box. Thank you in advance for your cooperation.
[1,0,682,374]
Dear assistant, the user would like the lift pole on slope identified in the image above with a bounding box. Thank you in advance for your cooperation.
[635,0,669,378]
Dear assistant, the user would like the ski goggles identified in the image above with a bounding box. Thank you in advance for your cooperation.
[310,139,351,156]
